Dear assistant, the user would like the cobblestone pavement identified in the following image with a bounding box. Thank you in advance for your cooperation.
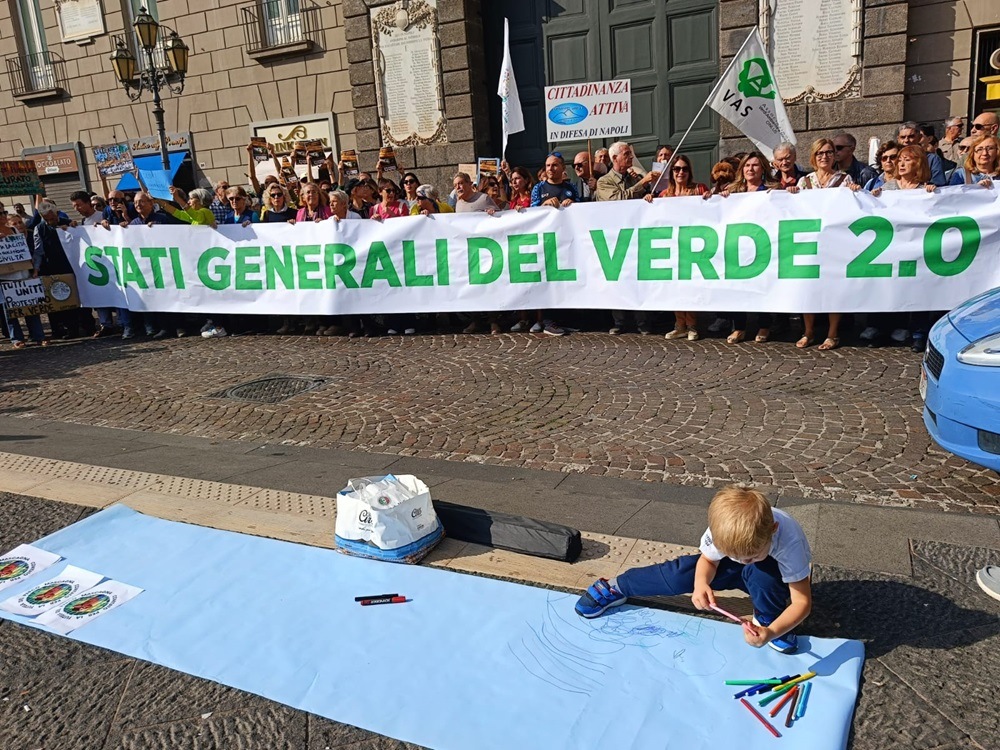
[1,331,997,513]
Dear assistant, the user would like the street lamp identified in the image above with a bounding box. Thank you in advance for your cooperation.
[109,8,189,170]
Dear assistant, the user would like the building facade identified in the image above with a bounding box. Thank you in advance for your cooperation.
[1,0,998,204]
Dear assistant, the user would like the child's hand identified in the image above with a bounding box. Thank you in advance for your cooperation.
[691,583,715,610]
[743,621,770,648]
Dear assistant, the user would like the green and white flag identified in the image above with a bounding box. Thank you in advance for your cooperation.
[706,28,795,160]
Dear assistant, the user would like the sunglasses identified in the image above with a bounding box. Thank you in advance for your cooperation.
[573,162,586,169]
[834,144,851,151]
[269,192,283,197]
[971,123,987,131]
[403,179,418,184]
[672,166,690,172]
[958,145,971,152]
[881,153,899,161]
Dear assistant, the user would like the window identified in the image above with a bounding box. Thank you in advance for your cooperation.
[124,0,169,70]
[262,0,304,48]
[14,0,55,90]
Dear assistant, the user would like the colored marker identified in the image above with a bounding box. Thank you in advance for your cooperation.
[734,683,771,699]
[769,685,798,718]
[772,671,817,693]
[795,682,812,719]
[726,679,785,686]
[360,596,407,606]
[709,603,758,633]
[751,674,797,696]
[758,683,796,707]
[740,698,781,738]
[354,593,398,602]
[785,688,800,728]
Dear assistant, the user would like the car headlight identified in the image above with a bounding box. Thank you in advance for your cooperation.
[957,332,1000,367]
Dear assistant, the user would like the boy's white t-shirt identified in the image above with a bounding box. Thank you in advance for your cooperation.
[699,507,812,583]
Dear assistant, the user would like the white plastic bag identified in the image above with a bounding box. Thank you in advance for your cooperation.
[335,474,443,562]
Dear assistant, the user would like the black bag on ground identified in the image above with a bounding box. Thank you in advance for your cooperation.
[432,501,582,562]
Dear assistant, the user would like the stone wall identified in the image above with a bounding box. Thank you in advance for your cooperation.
[719,0,907,163]
[905,0,1000,123]
[0,0,355,191]
[343,0,491,191]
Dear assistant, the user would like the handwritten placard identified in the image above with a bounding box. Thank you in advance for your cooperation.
[0,234,33,274]
[0,161,43,198]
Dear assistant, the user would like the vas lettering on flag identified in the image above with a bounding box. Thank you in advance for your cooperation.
[706,28,795,161]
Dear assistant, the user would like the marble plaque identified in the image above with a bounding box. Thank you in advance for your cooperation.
[371,0,447,146]
[56,0,105,42]
[766,0,861,103]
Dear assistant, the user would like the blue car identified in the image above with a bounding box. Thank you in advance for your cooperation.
[922,286,1000,472]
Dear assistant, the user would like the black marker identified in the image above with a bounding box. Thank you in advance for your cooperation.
[354,593,398,602]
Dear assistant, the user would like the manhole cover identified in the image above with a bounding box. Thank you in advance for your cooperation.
[210,375,330,404]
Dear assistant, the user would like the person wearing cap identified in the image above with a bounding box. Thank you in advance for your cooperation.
[344,178,374,219]
[409,185,453,215]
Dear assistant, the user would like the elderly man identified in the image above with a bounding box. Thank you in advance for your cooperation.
[596,141,659,334]
[453,172,497,213]
[572,151,597,201]
[970,111,999,138]
[939,116,965,162]
[33,201,89,338]
[832,132,877,187]
[897,122,946,186]
[595,141,659,202]
[209,179,231,223]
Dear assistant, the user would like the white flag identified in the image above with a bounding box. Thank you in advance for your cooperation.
[706,28,795,161]
[498,18,525,158]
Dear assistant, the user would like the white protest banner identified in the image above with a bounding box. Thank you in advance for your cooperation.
[61,187,1000,315]
[0,233,33,274]
[545,79,631,142]
[705,28,796,161]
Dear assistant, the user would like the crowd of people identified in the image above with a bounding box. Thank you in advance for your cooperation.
[3,112,998,352]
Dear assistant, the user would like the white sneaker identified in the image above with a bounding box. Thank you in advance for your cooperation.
[664,328,688,340]
[201,326,227,338]
[707,317,728,333]
[510,321,527,332]
[890,328,910,343]
[403,328,416,335]
[199,319,214,334]
[687,329,699,341]
[530,322,543,333]
[387,328,399,335]
[859,326,879,341]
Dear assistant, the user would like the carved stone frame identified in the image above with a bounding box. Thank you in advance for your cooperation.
[370,0,448,146]
[758,0,863,104]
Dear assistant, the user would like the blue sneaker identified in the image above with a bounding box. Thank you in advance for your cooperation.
[753,616,798,654]
[575,578,627,619]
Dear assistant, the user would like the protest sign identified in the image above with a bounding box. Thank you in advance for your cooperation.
[93,144,136,177]
[545,79,631,142]
[1,274,80,318]
[0,233,33,274]
[61,187,1000,316]
[477,158,500,184]
[378,146,398,173]
[0,161,43,198]
[340,150,360,178]
[250,137,270,163]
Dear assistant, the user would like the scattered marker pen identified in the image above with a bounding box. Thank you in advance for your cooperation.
[354,593,398,602]
[360,596,407,606]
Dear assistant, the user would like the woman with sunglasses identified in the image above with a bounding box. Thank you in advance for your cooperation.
[399,172,421,209]
[863,140,900,191]
[948,134,1000,187]
[260,185,297,223]
[295,183,332,222]
[644,154,707,342]
[479,175,508,210]
[371,179,409,220]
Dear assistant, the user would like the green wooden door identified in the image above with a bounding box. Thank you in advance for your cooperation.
[486,1,719,183]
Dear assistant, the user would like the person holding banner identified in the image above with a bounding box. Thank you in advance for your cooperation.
[595,142,658,202]
[2,218,48,348]
[646,155,708,343]
[371,180,410,220]
[796,139,859,351]
[530,154,579,207]
[409,185,453,216]
[507,167,534,210]
[771,143,806,191]
[948,135,1000,187]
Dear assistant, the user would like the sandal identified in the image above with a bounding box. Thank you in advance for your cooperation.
[12,340,26,349]
[726,330,745,344]
[796,336,814,349]
[754,329,770,343]
[818,337,839,351]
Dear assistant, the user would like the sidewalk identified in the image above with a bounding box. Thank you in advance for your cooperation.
[0,416,998,748]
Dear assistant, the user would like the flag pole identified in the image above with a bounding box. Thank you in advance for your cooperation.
[649,29,758,196]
